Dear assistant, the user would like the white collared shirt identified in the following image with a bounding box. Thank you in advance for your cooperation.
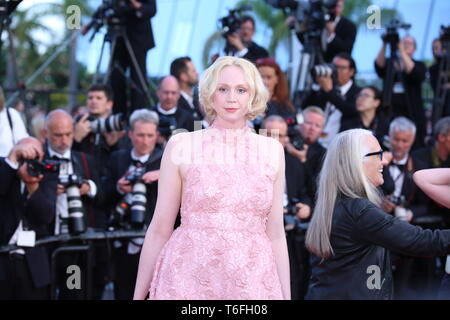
[0,108,29,157]
[48,147,97,234]
[157,103,177,115]
[319,80,353,148]
[389,154,408,198]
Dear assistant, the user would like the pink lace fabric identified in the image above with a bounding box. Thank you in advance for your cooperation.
[148,122,283,300]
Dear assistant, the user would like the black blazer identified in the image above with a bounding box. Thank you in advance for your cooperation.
[307,197,450,300]
[285,151,312,208]
[380,154,431,220]
[324,17,357,63]
[153,106,195,139]
[178,94,203,122]
[124,0,157,51]
[242,41,269,63]
[301,82,361,123]
[0,158,57,288]
[340,112,390,146]
[103,148,163,226]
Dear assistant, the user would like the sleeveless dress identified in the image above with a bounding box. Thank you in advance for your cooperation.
[148,122,283,300]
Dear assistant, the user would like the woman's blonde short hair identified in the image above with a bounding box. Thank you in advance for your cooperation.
[199,56,269,120]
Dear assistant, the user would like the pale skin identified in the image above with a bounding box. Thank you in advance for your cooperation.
[413,168,450,209]
[133,66,291,300]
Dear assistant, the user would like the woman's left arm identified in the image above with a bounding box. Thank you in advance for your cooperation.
[266,140,291,300]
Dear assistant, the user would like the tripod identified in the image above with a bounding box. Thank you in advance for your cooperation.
[94,23,154,116]
[292,33,325,109]
[432,29,450,126]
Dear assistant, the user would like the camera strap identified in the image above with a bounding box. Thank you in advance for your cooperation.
[6,107,15,145]
[80,152,95,227]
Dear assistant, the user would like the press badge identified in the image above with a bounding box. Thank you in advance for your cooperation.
[17,230,36,247]
[393,82,405,94]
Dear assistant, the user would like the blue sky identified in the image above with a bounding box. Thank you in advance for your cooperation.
[17,0,450,79]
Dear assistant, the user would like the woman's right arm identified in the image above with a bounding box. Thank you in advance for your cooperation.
[133,133,186,300]
[413,168,450,209]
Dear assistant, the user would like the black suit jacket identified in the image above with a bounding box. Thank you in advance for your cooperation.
[243,41,269,63]
[304,142,326,208]
[340,112,390,147]
[301,82,361,124]
[103,148,163,226]
[178,94,203,122]
[0,158,57,288]
[153,106,195,139]
[123,0,157,51]
[285,151,311,208]
[324,17,357,63]
[380,155,431,220]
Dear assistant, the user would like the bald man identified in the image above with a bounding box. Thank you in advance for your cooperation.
[0,137,56,299]
[152,75,195,143]
[43,109,104,299]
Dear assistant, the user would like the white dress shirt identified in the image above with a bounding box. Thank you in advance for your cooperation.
[0,108,29,157]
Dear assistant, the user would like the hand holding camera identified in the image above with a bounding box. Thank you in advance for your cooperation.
[74,113,92,143]
[7,139,44,165]
[227,33,245,51]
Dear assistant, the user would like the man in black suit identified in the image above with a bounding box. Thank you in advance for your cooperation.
[152,76,195,144]
[375,35,427,149]
[262,115,312,300]
[301,52,361,148]
[43,109,104,299]
[170,56,203,122]
[380,117,442,299]
[223,15,269,63]
[110,0,157,114]
[103,109,162,300]
[0,137,55,299]
[322,0,357,63]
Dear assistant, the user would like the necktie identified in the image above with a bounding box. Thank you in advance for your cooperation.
[51,155,70,162]
[132,159,145,168]
[392,163,406,172]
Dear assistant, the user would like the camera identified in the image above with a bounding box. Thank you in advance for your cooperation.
[287,125,306,151]
[218,5,252,38]
[383,19,411,47]
[110,167,148,230]
[59,174,86,234]
[312,63,336,78]
[267,0,338,39]
[75,112,126,134]
[388,194,406,206]
[25,159,60,177]
[283,198,309,232]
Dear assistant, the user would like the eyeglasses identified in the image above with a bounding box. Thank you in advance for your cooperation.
[357,93,375,99]
[364,150,383,161]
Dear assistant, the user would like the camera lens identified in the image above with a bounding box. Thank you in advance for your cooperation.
[130,182,147,229]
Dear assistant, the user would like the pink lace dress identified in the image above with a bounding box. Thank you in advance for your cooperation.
[148,122,283,299]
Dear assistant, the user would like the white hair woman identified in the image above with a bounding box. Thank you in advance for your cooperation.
[305,129,450,299]
[133,57,290,300]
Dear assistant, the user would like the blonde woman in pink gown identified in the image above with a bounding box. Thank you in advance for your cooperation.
[133,57,290,300]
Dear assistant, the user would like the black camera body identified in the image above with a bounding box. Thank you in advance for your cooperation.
[287,126,306,151]
[218,5,252,38]
[388,194,406,206]
[75,112,126,134]
[110,166,148,230]
[283,198,309,232]
[26,159,60,177]
[383,19,411,47]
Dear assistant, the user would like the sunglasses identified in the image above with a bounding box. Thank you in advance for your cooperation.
[364,150,383,161]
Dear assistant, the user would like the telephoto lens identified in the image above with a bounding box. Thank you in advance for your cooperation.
[61,174,86,234]
[130,181,147,229]
[90,113,125,133]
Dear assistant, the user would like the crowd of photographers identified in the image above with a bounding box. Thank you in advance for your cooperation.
[1,0,450,300]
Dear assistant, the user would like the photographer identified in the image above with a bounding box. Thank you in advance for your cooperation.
[380,117,440,299]
[221,15,269,64]
[375,35,427,149]
[103,109,162,300]
[285,106,326,204]
[74,84,125,179]
[262,115,312,300]
[109,0,157,114]
[43,109,104,299]
[321,0,357,62]
[0,137,56,299]
[429,37,450,119]
[152,76,195,144]
[301,52,361,148]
